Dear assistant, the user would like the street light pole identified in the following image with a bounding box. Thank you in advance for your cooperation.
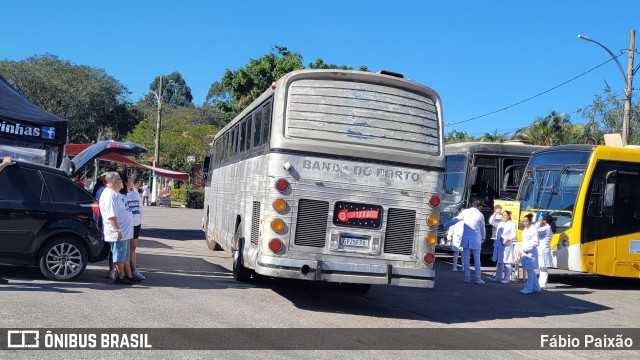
[151,75,163,204]
[579,30,636,146]
[149,75,175,204]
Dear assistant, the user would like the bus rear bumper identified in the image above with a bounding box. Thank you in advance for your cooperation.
[255,255,435,288]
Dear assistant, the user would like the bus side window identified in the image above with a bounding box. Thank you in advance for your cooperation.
[253,109,262,148]
[223,132,230,160]
[615,173,640,219]
[239,119,247,153]
[586,173,604,217]
[231,126,238,157]
[261,102,271,145]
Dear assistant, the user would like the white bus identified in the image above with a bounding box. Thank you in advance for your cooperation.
[202,69,444,291]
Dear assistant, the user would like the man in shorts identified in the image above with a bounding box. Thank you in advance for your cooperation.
[98,172,138,285]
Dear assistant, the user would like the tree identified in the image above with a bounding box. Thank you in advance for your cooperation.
[445,130,478,144]
[206,46,370,125]
[577,83,640,145]
[143,71,193,108]
[0,54,140,143]
[206,46,304,120]
[308,58,369,71]
[512,111,576,146]
[125,107,218,174]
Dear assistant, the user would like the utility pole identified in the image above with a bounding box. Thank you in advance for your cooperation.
[151,75,164,204]
[622,29,635,147]
[579,29,637,146]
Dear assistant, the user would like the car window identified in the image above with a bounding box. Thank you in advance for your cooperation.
[41,172,94,202]
[0,166,48,201]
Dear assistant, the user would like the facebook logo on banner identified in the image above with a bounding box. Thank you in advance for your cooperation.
[41,126,56,140]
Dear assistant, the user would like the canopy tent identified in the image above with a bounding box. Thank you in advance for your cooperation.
[0,75,68,166]
[65,143,189,181]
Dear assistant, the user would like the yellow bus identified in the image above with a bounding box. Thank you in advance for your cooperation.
[516,144,640,278]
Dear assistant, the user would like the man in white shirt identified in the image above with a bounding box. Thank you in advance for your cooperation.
[99,172,136,285]
[444,199,486,284]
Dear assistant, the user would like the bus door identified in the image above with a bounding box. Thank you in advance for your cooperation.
[600,169,640,277]
[501,159,527,200]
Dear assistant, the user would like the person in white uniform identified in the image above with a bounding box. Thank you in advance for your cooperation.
[447,206,465,272]
[489,210,517,284]
[536,213,556,289]
[444,199,486,284]
[519,213,541,294]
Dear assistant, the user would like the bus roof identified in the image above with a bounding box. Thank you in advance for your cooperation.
[445,142,545,156]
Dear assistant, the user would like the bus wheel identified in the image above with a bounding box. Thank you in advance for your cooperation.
[232,226,253,282]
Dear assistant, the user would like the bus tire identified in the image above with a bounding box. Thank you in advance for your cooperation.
[232,226,253,282]
[204,211,222,251]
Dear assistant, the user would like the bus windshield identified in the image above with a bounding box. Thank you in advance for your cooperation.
[518,166,586,228]
[442,155,467,204]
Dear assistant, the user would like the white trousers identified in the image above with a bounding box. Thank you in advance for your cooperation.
[539,267,549,288]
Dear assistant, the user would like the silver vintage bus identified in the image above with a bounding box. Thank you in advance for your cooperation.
[202,69,444,291]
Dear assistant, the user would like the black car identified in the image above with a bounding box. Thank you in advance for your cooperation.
[0,141,146,281]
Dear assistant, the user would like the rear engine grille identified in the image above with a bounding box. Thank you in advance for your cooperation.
[384,208,417,255]
[251,201,260,247]
[294,199,329,247]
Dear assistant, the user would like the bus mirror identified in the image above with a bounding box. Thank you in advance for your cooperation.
[468,166,478,186]
[604,183,615,207]
[604,170,617,208]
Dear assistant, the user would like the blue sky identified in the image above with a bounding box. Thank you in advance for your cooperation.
[2,1,639,136]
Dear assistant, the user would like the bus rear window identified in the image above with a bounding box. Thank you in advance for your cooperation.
[285,79,440,155]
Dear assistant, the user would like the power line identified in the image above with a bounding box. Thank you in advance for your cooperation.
[447,55,625,127]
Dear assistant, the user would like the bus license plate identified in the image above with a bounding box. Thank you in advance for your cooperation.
[340,235,370,248]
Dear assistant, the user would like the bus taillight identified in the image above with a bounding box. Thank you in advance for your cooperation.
[275,178,290,192]
[428,194,440,207]
[271,219,285,233]
[425,233,437,246]
[269,238,283,252]
[423,252,435,265]
[273,199,288,212]
[427,214,439,227]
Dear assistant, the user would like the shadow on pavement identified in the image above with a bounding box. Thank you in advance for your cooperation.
[250,255,613,324]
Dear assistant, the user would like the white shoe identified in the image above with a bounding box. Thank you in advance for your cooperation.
[500,279,510,284]
[107,270,116,280]
[133,271,146,280]
[519,289,532,294]
[475,279,485,285]
[452,269,458,272]
[490,276,499,282]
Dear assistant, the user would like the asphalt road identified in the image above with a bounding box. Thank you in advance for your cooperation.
[1,206,638,358]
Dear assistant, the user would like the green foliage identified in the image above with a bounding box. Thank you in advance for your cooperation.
[308,58,369,71]
[445,130,478,144]
[577,83,640,145]
[171,186,188,202]
[125,106,218,174]
[206,46,370,124]
[0,54,140,143]
[143,71,193,108]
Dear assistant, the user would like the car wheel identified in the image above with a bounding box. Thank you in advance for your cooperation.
[232,225,253,282]
[39,237,88,281]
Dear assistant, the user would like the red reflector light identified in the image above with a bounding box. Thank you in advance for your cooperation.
[275,178,290,192]
[269,238,283,252]
[423,252,435,265]
[80,202,101,217]
[428,195,440,207]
